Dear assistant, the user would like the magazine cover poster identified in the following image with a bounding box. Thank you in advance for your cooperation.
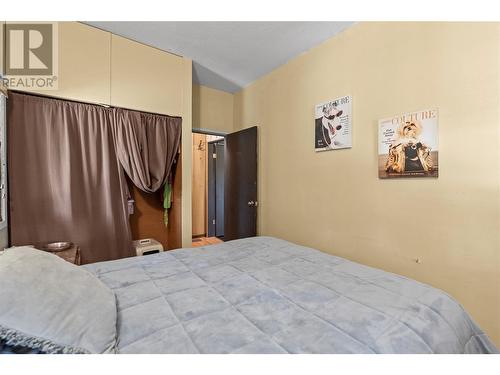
[378,109,438,179]
[315,95,352,151]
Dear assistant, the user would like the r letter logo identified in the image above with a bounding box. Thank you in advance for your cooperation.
[2,22,58,90]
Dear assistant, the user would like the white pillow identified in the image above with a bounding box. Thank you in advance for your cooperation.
[0,247,117,353]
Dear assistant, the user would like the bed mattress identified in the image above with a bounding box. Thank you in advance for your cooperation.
[82,236,498,354]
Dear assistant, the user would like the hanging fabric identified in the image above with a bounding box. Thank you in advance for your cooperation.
[8,92,182,264]
[112,108,182,194]
[8,93,134,264]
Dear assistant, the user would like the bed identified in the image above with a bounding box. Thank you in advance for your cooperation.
[1,236,498,354]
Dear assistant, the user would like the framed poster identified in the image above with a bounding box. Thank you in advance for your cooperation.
[315,95,352,151]
[378,109,438,179]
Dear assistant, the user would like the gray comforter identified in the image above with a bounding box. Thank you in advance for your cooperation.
[83,236,498,354]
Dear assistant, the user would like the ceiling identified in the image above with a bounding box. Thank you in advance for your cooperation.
[85,22,354,93]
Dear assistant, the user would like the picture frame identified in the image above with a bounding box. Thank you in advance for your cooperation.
[378,108,439,179]
[315,95,352,151]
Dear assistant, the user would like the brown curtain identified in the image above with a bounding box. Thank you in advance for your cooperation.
[112,108,182,193]
[8,93,134,264]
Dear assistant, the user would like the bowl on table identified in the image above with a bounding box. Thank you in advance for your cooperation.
[40,242,73,252]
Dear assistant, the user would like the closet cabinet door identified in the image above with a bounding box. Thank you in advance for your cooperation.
[28,22,112,105]
[110,34,184,116]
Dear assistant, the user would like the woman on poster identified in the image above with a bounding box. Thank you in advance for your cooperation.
[385,120,433,174]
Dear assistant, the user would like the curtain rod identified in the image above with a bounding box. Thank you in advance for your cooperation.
[7,89,182,120]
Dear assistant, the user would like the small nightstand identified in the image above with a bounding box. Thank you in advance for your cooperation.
[35,244,81,265]
[49,244,81,265]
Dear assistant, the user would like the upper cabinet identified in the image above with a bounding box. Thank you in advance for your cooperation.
[30,22,112,105]
[2,22,189,116]
[110,35,184,116]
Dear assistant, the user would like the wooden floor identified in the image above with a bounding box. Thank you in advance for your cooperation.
[191,236,223,247]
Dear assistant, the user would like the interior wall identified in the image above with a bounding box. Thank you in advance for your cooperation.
[3,22,193,249]
[192,133,207,237]
[234,22,500,345]
[0,92,6,251]
[0,22,4,78]
[193,84,234,133]
[1,25,8,249]
[181,62,193,247]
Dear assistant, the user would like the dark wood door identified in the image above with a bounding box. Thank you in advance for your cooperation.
[224,126,257,241]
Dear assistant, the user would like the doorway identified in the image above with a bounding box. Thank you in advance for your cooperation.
[191,131,225,245]
[191,126,258,246]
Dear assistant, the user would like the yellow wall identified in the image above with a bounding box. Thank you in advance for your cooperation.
[234,22,500,345]
[193,84,234,133]
[3,22,193,247]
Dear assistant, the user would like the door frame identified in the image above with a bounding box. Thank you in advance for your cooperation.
[192,129,226,239]
[192,128,227,137]
[207,139,225,238]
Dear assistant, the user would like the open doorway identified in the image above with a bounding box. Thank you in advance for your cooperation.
[191,131,225,247]
[191,126,258,247]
